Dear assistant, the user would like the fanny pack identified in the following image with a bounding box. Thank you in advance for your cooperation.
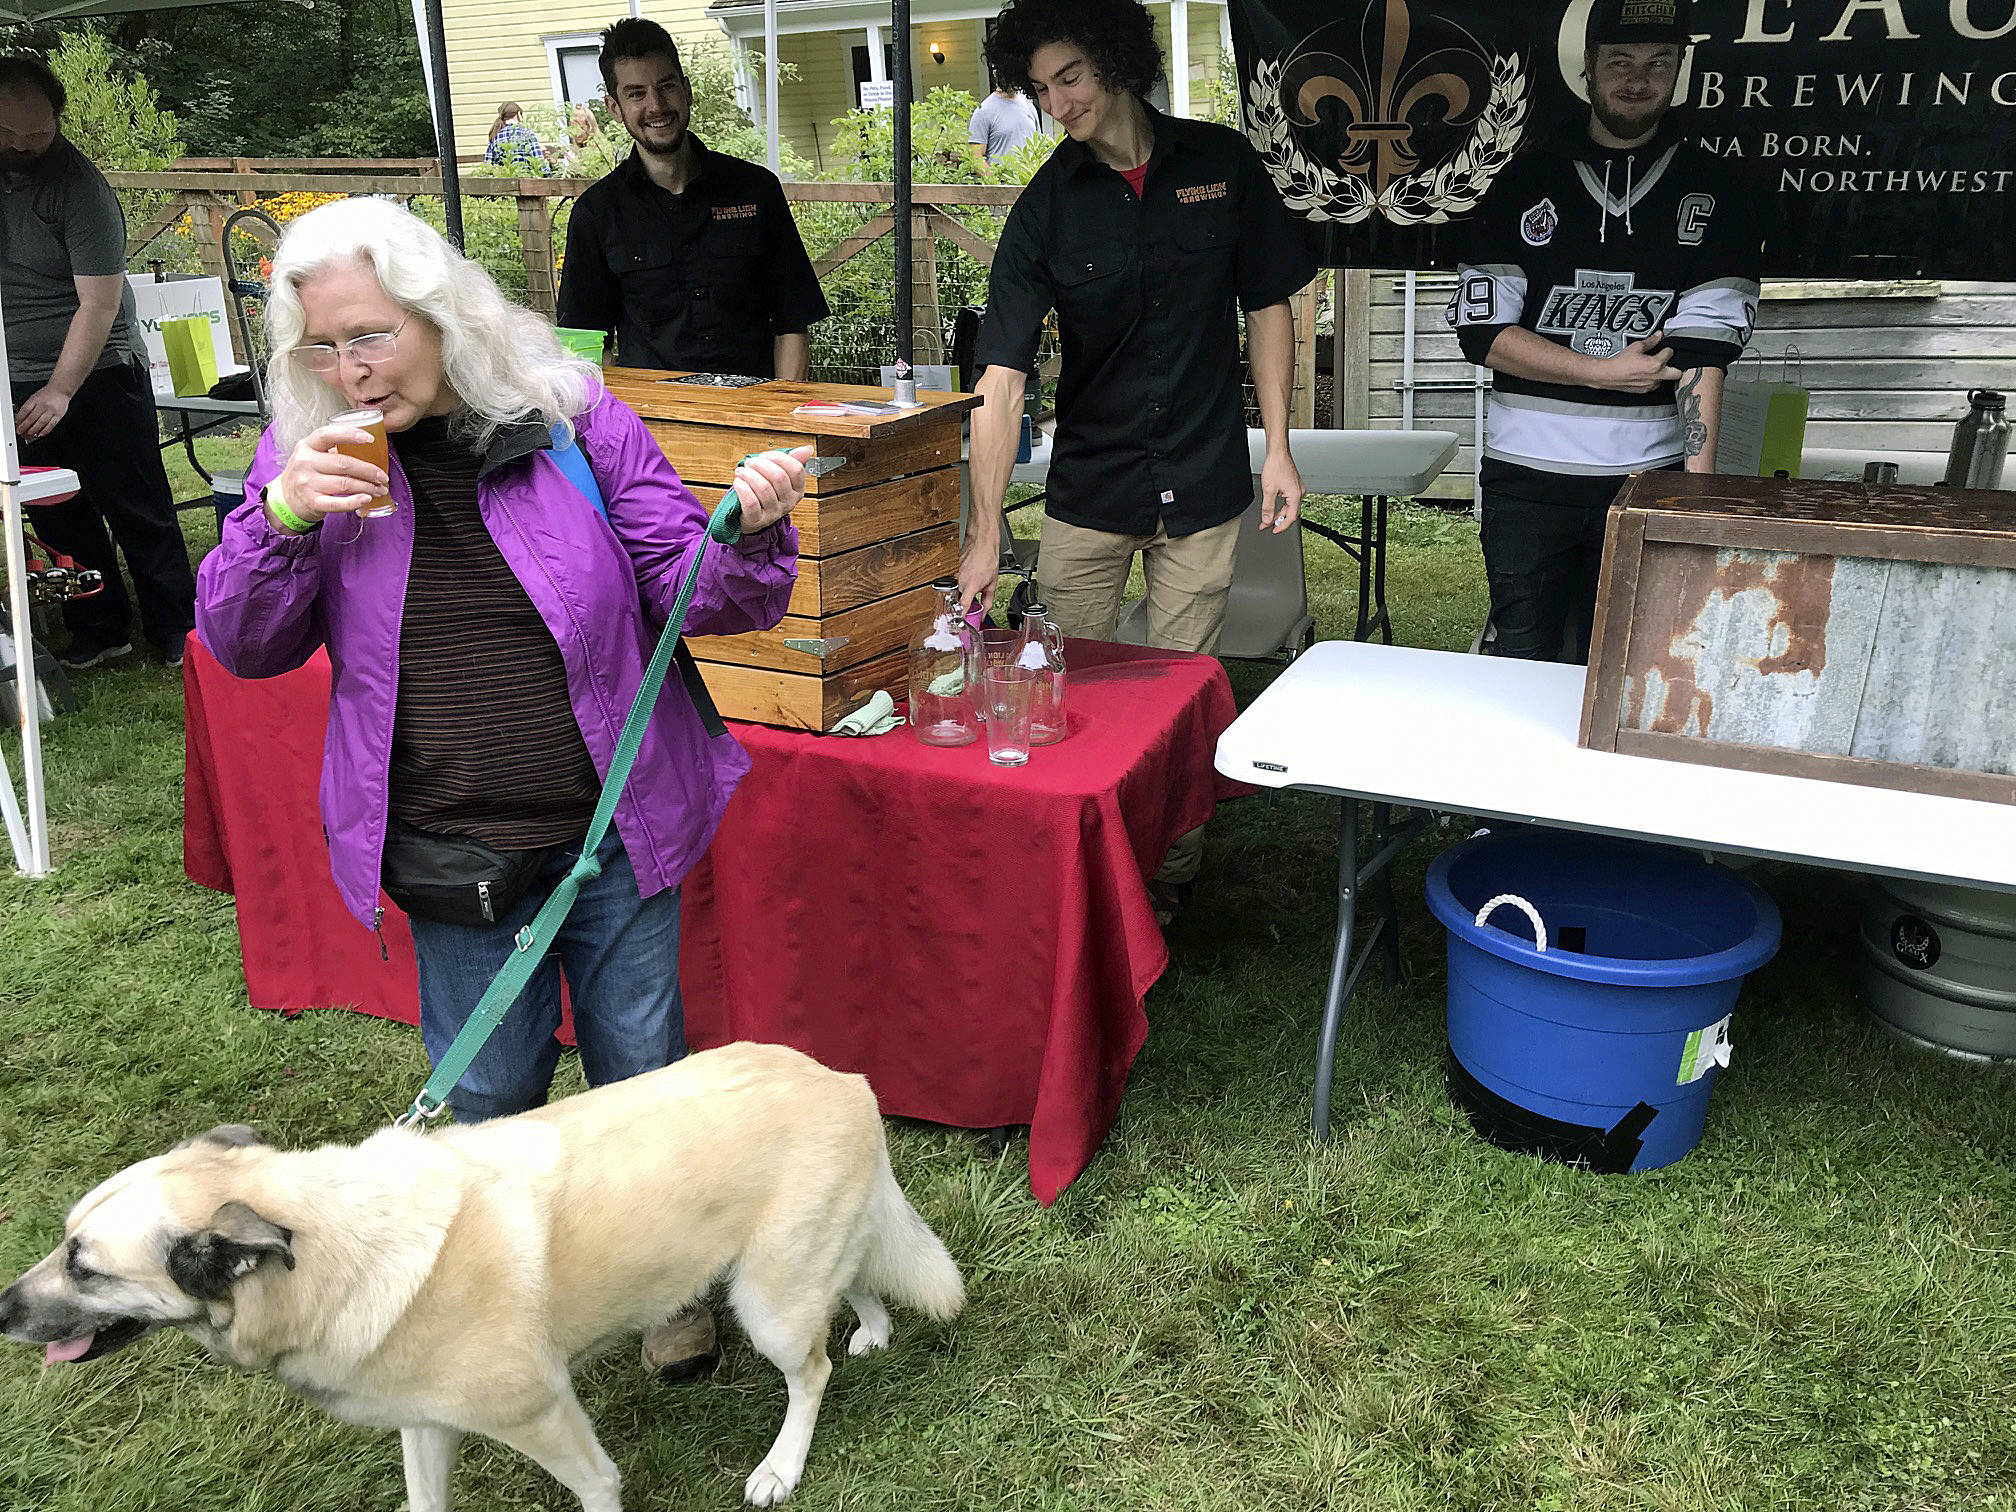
[381,821,551,926]
[378,425,721,928]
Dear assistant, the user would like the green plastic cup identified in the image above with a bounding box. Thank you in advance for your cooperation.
[555,326,606,365]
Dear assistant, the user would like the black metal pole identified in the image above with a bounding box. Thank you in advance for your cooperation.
[892,0,914,387]
[421,0,465,250]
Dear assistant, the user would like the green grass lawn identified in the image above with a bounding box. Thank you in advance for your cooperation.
[4,455,2016,1511]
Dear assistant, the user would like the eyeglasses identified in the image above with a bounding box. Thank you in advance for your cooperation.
[290,319,409,375]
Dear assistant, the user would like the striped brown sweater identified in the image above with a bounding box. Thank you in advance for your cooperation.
[386,415,600,850]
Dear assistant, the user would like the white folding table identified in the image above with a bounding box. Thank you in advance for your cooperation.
[1215,641,2016,1138]
[154,391,263,513]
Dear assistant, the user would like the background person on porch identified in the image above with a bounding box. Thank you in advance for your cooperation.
[957,0,1315,923]
[194,198,810,1386]
[968,74,1043,168]
[0,53,197,671]
[1452,0,1762,663]
[556,18,827,380]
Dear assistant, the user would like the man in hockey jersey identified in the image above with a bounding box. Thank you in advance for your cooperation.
[1452,0,1761,662]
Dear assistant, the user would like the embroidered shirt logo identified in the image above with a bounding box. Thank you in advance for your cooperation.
[1175,180,1230,204]
[1677,192,1715,246]
[712,203,759,221]
[1536,269,1675,359]
[1520,197,1558,247]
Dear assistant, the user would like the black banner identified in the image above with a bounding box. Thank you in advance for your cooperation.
[1228,0,2016,276]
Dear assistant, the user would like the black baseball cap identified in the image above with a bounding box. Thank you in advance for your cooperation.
[1588,0,1690,45]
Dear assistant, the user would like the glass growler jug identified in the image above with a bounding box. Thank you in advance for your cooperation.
[1018,600,1067,746]
[908,577,981,747]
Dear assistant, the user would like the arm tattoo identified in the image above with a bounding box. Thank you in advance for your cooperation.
[1677,370,1708,459]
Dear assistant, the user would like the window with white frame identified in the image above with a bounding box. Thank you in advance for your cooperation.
[545,34,604,105]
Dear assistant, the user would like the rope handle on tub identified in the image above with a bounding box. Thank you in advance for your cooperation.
[1475,893,1548,952]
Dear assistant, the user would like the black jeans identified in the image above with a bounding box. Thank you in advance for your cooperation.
[1478,488,1620,664]
[13,357,197,651]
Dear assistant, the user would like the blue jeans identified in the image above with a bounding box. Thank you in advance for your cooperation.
[407,830,684,1123]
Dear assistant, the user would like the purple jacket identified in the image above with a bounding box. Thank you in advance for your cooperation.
[196,382,798,931]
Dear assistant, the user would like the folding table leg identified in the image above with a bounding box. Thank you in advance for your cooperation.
[179,415,211,483]
[1353,495,1375,642]
[1373,495,1394,645]
[1312,799,1431,1143]
[1314,798,1374,1142]
[1373,801,1401,987]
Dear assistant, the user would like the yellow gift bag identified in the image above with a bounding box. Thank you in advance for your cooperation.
[161,314,219,397]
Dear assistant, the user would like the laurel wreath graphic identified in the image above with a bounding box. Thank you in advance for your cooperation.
[1247,51,1529,225]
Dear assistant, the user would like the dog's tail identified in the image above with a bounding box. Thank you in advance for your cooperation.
[859,1155,964,1321]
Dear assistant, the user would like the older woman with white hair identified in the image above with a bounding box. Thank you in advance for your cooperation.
[196,196,808,1382]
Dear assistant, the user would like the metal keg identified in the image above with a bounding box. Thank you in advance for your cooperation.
[1859,878,2016,1060]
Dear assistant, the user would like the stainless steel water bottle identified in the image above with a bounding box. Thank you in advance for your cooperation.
[1944,389,2011,490]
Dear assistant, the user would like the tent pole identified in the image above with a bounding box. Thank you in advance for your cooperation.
[891,0,919,406]
[420,0,464,250]
[764,0,781,177]
[0,298,49,877]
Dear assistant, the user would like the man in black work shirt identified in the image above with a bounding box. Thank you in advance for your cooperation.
[557,19,827,379]
[961,0,1317,918]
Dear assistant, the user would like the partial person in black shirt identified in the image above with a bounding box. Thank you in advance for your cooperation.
[556,19,828,379]
[961,0,1318,921]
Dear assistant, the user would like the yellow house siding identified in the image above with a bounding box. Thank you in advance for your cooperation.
[441,0,716,160]
[772,32,854,173]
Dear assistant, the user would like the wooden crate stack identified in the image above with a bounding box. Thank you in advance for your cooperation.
[602,371,981,732]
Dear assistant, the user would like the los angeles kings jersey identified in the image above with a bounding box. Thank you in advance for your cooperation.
[1452,123,1764,480]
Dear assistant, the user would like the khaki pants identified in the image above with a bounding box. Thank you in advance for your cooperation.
[1036,514,1241,886]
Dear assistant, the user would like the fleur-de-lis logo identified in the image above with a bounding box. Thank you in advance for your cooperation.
[1278,0,1492,194]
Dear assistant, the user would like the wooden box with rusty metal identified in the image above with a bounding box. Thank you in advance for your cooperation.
[602,370,980,731]
[1580,473,2016,804]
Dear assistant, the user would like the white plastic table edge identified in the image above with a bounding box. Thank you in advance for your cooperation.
[1216,640,2016,895]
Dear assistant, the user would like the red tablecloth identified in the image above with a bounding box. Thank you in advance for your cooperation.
[184,637,1242,1202]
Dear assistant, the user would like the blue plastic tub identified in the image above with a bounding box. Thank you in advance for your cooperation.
[1424,829,1781,1173]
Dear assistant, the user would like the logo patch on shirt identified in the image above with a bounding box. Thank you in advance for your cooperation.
[1175,181,1229,204]
[1536,269,1675,359]
[1520,198,1558,247]
[1677,192,1715,246]
[1161,490,1176,504]
[712,203,759,221]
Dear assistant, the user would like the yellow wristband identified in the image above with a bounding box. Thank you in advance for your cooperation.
[263,480,321,535]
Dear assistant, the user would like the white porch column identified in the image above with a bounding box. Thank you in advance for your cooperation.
[1171,0,1190,118]
[764,0,781,174]
[1221,3,1238,126]
[732,35,758,123]
[865,22,887,83]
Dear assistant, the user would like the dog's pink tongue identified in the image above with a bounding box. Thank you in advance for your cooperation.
[44,1334,93,1366]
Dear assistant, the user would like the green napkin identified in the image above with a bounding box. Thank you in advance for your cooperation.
[831,690,904,737]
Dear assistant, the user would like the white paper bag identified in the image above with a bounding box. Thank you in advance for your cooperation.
[127,274,241,399]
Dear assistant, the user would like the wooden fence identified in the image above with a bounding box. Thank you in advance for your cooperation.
[103,162,1335,427]
[110,158,1998,502]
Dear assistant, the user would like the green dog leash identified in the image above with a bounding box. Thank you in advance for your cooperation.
[394,452,839,1130]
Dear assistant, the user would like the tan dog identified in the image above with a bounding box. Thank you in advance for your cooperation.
[0,1042,964,1510]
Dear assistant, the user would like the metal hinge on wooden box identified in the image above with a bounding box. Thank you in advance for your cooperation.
[1580,472,2016,805]
[603,369,981,731]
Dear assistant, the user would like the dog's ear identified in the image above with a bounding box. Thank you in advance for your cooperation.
[165,1201,295,1301]
[172,1124,265,1153]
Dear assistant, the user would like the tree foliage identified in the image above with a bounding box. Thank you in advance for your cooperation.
[21,1,435,160]
[46,30,183,171]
